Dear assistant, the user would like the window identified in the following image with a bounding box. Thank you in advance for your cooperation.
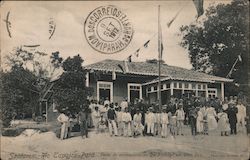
[166,83,170,88]
[147,87,151,92]
[192,83,196,90]
[174,82,177,88]
[207,88,217,98]
[198,84,201,90]
[179,83,183,89]
[130,85,140,90]
[184,83,189,89]
[203,84,206,90]
[128,83,142,103]
[154,86,158,91]
[161,84,164,90]
[97,81,113,102]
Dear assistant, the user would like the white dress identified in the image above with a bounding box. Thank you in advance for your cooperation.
[196,110,204,133]
[206,107,217,131]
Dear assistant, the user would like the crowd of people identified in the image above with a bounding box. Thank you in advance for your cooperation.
[57,95,248,140]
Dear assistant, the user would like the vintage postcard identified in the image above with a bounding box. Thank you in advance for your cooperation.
[0,0,249,160]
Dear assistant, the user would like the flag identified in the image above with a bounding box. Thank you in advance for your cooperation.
[238,55,242,62]
[158,6,163,59]
[167,9,182,28]
[134,49,140,57]
[117,64,125,73]
[193,0,204,18]
[144,40,150,48]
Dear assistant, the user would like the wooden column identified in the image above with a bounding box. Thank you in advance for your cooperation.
[170,82,174,96]
[221,82,224,101]
[45,101,48,123]
[85,72,89,87]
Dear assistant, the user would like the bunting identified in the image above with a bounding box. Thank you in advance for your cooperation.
[238,55,242,62]
[127,55,132,62]
[144,40,150,48]
[135,49,140,57]
[167,8,182,28]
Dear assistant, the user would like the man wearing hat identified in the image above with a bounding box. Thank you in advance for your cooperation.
[176,103,185,136]
[227,102,238,135]
[189,105,197,136]
[145,107,156,136]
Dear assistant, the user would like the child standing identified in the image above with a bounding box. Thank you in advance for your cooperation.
[98,114,107,133]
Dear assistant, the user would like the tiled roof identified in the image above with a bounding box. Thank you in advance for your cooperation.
[85,59,233,83]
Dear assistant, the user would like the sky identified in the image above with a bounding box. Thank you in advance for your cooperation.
[0,0,231,70]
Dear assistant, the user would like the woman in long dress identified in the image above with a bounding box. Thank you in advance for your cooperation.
[206,104,218,131]
[92,106,101,133]
[196,107,204,134]
[217,109,230,136]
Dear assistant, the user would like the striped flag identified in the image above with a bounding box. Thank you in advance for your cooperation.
[193,0,204,18]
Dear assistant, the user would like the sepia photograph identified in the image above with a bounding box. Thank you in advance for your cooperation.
[0,0,249,160]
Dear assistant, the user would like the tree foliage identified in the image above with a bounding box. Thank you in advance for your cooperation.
[1,47,64,126]
[180,0,249,95]
[53,55,92,114]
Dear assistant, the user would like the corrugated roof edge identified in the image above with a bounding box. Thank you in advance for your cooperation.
[84,59,234,83]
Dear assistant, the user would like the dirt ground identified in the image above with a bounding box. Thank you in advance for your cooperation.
[1,125,249,160]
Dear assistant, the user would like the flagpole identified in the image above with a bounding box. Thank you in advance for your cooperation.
[158,5,162,111]
[226,56,239,78]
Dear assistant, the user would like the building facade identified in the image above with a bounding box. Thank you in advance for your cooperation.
[85,59,233,104]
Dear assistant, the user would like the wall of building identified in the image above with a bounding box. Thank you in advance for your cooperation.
[88,72,155,104]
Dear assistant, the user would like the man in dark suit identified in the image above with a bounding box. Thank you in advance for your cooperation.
[227,102,238,135]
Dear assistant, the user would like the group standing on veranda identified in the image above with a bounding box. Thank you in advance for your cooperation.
[57,95,247,140]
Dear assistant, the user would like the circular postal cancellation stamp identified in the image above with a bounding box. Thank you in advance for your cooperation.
[84,5,133,54]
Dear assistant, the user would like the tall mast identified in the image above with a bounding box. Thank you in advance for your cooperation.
[158,5,162,111]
